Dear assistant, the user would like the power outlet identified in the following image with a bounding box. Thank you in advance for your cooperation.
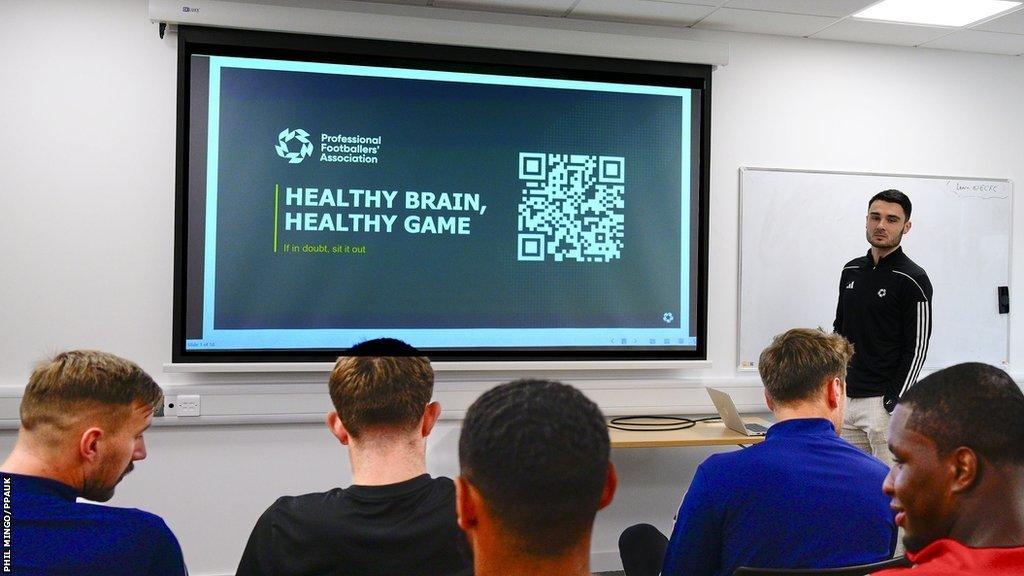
[176,395,201,417]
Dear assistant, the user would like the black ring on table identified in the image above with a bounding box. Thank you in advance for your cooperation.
[607,415,721,432]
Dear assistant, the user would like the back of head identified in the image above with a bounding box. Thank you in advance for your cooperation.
[328,338,433,438]
[21,350,163,442]
[870,189,912,220]
[758,328,853,405]
[900,362,1024,464]
[459,379,610,556]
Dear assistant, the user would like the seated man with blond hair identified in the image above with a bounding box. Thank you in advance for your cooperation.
[236,338,471,576]
[1,350,186,576]
[661,328,895,576]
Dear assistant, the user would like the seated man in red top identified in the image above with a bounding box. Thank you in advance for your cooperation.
[875,362,1024,575]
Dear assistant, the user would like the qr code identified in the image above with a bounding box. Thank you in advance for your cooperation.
[516,153,625,263]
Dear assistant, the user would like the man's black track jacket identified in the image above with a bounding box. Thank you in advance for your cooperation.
[834,246,933,413]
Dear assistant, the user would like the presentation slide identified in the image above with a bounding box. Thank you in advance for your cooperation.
[183,54,698,353]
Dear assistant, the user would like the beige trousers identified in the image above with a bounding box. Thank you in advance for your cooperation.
[841,396,893,468]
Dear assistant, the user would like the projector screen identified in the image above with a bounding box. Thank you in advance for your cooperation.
[173,26,710,364]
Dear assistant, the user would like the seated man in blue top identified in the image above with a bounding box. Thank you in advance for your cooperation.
[662,328,896,576]
[0,350,186,576]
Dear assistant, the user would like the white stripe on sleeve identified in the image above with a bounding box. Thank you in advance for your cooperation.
[900,301,930,397]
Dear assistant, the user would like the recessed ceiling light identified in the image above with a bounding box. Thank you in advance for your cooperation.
[853,0,1022,27]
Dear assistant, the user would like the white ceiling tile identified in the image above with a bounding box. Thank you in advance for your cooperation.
[973,6,1024,34]
[811,18,955,46]
[262,0,431,7]
[569,0,718,27]
[723,0,876,18]
[299,0,1024,56]
[434,0,577,17]
[649,0,727,6]
[921,29,1024,55]
[694,7,838,36]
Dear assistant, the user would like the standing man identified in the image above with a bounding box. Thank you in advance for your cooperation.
[835,189,932,465]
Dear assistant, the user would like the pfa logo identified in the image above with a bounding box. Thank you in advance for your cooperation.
[275,128,314,164]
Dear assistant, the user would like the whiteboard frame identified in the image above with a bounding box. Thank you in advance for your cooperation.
[737,166,1013,372]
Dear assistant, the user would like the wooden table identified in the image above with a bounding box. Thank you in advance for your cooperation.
[608,417,773,448]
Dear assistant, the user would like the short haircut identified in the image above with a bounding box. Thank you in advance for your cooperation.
[899,362,1024,463]
[459,379,609,556]
[328,338,433,437]
[758,328,854,404]
[869,189,912,220]
[21,350,163,434]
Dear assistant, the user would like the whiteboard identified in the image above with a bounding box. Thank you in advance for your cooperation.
[738,168,1012,371]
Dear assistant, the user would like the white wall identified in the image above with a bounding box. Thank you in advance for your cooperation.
[2,1,1023,574]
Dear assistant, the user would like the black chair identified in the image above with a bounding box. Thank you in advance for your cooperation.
[733,555,911,576]
[619,523,669,576]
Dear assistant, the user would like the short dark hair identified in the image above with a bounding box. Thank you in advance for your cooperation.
[345,337,422,356]
[899,362,1024,463]
[328,338,433,437]
[22,350,163,435]
[459,379,609,556]
[869,189,912,220]
[758,328,853,404]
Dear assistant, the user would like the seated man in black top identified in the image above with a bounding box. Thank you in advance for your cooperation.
[456,379,617,576]
[236,339,472,576]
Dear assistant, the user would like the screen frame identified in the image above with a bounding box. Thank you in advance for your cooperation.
[172,25,711,365]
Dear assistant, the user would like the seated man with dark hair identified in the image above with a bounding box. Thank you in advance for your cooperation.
[873,362,1024,575]
[456,379,617,576]
[236,338,472,576]
[1,350,186,576]
[661,328,895,576]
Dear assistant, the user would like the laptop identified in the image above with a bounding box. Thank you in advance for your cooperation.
[706,387,770,436]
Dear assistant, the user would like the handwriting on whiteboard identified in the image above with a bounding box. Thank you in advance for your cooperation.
[947,180,1007,199]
